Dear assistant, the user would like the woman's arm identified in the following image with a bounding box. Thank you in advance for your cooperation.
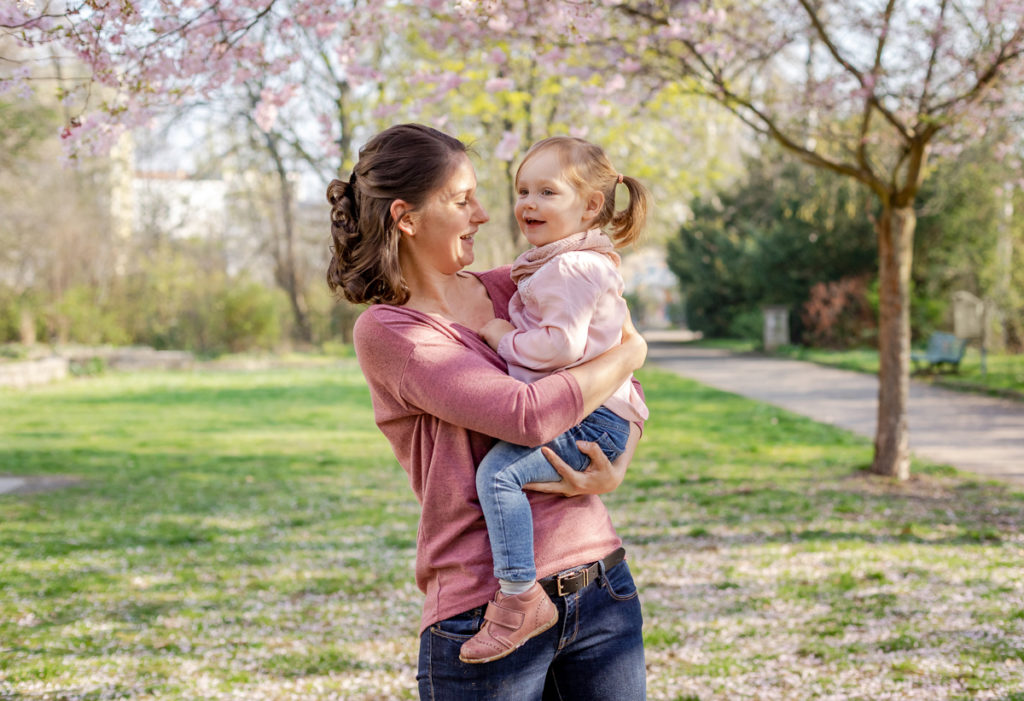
[524,421,641,496]
[357,307,586,447]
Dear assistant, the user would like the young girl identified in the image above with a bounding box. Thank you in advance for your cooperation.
[460,136,650,664]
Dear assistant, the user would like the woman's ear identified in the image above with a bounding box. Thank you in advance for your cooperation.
[390,199,414,236]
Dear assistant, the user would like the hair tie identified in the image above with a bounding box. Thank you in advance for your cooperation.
[616,173,624,184]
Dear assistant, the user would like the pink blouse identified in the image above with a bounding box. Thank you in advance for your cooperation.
[497,230,649,423]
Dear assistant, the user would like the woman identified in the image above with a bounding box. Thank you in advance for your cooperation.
[327,123,647,699]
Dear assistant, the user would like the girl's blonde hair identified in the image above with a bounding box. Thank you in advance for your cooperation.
[515,136,649,248]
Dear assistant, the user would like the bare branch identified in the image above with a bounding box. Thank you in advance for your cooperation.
[926,23,1024,116]
[855,0,896,172]
[917,0,949,113]
[704,73,887,197]
[797,0,862,78]
[797,0,911,141]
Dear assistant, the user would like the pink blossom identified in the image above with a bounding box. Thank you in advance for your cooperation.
[253,101,279,132]
[494,130,520,162]
[485,77,514,92]
[621,58,642,73]
[488,13,513,33]
[372,103,402,119]
[604,73,626,93]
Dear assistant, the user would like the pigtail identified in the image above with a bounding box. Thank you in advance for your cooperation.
[608,175,650,248]
[519,135,651,248]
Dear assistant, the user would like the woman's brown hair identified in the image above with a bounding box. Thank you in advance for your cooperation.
[327,123,468,305]
[515,136,649,248]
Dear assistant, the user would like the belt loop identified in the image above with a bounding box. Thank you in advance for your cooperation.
[597,558,607,588]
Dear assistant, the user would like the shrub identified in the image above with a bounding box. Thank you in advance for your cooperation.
[219,282,286,352]
[802,274,876,347]
[800,275,876,349]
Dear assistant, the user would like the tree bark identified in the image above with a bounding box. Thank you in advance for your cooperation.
[262,131,313,344]
[873,203,915,479]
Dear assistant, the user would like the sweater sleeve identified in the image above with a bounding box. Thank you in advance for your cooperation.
[356,307,585,448]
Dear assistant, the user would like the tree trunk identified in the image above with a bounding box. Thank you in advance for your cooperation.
[505,160,520,249]
[263,132,313,344]
[872,203,915,480]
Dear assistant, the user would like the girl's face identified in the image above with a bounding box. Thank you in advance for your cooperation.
[399,153,489,274]
[514,149,602,248]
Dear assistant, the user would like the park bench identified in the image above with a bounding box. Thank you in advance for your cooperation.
[911,332,968,374]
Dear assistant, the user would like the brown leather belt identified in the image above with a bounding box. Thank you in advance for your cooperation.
[539,547,626,598]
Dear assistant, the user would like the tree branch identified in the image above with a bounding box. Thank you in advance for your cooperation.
[855,0,896,173]
[926,23,1024,116]
[707,74,887,197]
[917,0,949,114]
[797,0,911,141]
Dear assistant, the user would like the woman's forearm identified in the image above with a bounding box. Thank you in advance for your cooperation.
[564,326,647,417]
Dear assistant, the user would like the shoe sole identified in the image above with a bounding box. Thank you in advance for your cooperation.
[458,609,559,664]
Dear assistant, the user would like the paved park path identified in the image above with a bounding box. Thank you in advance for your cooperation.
[644,334,1024,486]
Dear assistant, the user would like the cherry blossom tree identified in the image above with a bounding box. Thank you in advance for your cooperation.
[577,0,1024,480]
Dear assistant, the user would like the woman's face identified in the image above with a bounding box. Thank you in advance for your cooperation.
[402,153,489,274]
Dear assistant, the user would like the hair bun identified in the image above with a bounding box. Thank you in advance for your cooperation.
[327,178,359,233]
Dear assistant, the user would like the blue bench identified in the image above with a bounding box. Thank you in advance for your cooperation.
[911,332,968,373]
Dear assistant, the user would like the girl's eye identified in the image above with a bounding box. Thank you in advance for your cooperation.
[542,188,554,196]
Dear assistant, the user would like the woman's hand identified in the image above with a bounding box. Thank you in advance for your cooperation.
[524,422,641,496]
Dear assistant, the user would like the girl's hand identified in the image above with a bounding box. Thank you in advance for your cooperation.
[524,422,640,496]
[479,318,516,350]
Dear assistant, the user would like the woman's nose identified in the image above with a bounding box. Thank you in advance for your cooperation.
[474,201,489,223]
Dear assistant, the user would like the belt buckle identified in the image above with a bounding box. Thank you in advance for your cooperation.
[556,566,588,597]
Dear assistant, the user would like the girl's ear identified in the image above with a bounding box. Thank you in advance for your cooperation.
[583,191,605,221]
[390,199,414,236]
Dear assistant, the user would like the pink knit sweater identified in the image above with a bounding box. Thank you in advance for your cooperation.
[353,266,626,633]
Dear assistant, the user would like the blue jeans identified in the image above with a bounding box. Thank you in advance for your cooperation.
[417,559,646,700]
[476,407,631,582]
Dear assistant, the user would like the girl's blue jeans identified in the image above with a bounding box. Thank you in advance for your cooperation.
[417,558,646,700]
[475,406,631,583]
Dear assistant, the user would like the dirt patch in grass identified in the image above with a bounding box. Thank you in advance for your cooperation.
[0,474,83,494]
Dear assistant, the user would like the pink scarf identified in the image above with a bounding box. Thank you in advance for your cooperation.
[510,229,621,284]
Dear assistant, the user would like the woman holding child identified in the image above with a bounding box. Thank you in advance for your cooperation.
[326,123,649,699]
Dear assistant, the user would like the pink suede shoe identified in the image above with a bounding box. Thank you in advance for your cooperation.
[459,583,558,664]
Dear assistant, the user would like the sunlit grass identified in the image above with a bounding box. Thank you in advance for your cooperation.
[2,363,1023,699]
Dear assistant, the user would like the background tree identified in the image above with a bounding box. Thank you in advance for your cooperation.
[915,136,1024,350]
[593,0,1024,479]
[667,148,877,341]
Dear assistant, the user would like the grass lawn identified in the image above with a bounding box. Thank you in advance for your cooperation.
[2,363,1024,700]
